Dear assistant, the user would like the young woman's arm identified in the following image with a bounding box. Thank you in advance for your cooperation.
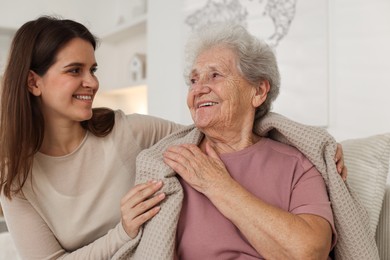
[1,180,164,260]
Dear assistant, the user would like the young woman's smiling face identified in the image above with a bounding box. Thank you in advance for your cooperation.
[187,45,259,133]
[29,37,99,124]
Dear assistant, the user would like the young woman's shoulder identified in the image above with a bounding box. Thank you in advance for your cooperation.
[114,110,181,130]
[113,110,184,149]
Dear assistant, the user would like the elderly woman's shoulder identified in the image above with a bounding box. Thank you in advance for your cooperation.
[263,137,311,165]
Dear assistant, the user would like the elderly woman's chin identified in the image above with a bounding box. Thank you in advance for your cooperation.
[192,120,210,132]
[191,113,214,128]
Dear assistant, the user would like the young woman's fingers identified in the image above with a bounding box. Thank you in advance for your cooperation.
[121,190,166,238]
[334,143,344,163]
[121,180,163,207]
[130,192,166,219]
[123,205,162,238]
[340,165,348,181]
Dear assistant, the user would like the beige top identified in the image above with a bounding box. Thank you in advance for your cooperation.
[0,110,181,259]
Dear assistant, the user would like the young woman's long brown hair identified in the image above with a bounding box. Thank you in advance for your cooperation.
[0,16,115,199]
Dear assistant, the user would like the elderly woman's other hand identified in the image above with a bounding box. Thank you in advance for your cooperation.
[163,142,234,196]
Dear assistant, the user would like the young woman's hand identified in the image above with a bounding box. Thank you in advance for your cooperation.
[120,180,165,238]
[335,143,348,181]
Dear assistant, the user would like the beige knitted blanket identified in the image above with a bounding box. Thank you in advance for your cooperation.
[112,112,379,260]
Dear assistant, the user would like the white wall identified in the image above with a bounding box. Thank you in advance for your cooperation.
[0,0,127,36]
[1,0,389,140]
[327,0,390,141]
[147,0,191,124]
[148,0,390,141]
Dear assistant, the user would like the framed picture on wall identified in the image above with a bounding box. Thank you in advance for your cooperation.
[182,0,329,127]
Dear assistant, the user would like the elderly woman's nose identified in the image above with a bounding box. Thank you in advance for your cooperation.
[192,74,212,91]
[192,82,211,94]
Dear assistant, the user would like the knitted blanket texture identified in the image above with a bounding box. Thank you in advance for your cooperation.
[112,112,379,260]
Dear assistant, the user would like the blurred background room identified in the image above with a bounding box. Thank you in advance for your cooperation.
[1,1,390,258]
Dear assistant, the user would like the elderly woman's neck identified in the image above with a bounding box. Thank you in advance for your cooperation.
[200,133,262,154]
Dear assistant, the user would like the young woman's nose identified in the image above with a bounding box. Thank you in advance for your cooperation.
[82,73,99,90]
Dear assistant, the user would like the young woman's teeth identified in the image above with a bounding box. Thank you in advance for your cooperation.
[199,102,217,108]
[74,95,91,100]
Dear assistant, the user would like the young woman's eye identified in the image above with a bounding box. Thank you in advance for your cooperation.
[68,68,80,74]
[91,67,98,75]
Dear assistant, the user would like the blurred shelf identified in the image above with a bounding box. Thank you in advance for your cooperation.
[100,14,147,43]
[94,84,148,115]
[99,79,147,93]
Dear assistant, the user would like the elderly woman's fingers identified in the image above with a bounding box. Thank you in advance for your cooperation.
[164,143,232,194]
[163,145,194,179]
[163,155,188,177]
[165,144,196,159]
[164,145,190,162]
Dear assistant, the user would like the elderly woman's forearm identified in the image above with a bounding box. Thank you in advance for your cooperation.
[206,180,332,259]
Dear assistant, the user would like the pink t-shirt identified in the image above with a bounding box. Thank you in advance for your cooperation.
[176,138,336,259]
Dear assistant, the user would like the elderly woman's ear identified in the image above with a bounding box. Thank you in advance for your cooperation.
[252,80,270,108]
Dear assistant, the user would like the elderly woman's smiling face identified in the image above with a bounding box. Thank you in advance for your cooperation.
[187,45,263,134]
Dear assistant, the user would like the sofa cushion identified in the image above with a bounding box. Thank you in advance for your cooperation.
[341,133,390,235]
[375,184,390,259]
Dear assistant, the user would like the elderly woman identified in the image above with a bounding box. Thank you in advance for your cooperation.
[163,23,337,259]
[112,23,375,260]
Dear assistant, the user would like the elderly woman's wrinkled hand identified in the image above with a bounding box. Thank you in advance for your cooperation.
[163,143,232,195]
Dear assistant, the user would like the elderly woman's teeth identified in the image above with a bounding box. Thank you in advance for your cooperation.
[199,102,217,108]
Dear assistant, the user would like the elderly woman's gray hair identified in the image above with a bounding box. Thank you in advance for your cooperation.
[184,22,280,120]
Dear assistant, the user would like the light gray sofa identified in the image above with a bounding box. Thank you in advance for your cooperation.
[341,133,390,260]
[376,185,390,260]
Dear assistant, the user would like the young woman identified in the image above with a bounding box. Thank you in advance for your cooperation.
[0,16,182,259]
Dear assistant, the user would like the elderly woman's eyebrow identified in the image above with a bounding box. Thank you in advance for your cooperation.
[191,65,223,74]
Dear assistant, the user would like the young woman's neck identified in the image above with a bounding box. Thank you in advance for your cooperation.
[39,122,86,156]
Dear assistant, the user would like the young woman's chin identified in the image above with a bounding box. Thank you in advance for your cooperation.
[77,110,93,122]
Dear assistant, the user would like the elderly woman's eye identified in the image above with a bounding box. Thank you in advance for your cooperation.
[212,72,220,78]
[190,78,197,84]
